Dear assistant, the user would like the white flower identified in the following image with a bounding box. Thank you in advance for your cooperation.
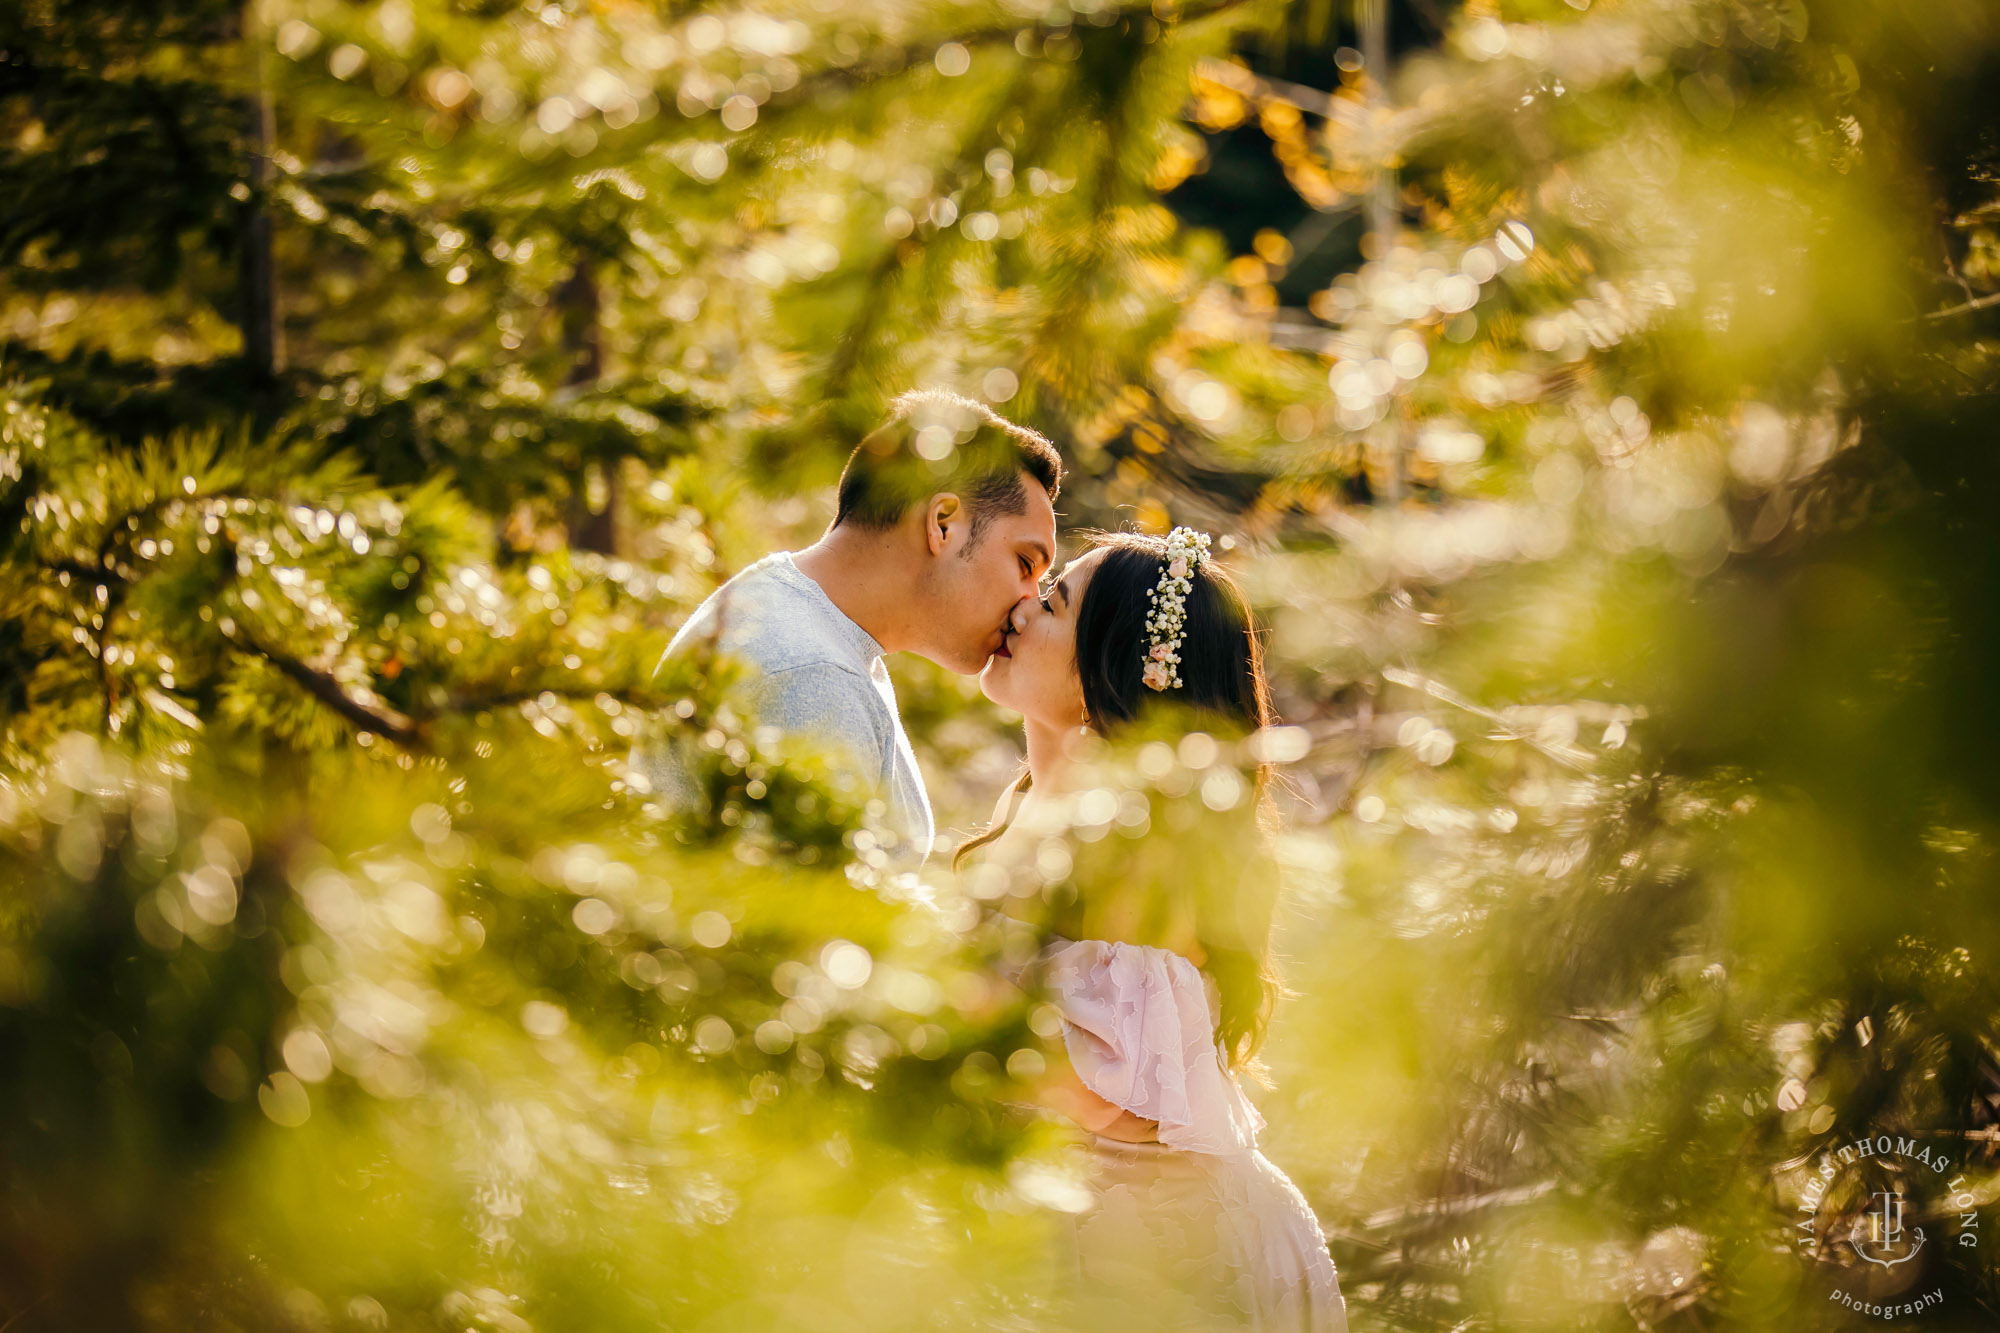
[1137,526,1214,691]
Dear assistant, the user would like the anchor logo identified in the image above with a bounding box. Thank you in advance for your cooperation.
[1849,1190,1926,1268]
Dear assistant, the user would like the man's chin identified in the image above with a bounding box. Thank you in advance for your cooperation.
[920,642,1001,676]
[967,642,1011,675]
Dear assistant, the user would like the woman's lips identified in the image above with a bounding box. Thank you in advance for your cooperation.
[993,630,1013,659]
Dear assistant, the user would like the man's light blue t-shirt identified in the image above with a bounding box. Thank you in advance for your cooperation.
[640,551,934,861]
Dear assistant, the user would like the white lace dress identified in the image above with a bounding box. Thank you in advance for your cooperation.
[1028,936,1350,1332]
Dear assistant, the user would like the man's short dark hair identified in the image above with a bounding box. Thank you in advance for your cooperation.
[833,389,1062,547]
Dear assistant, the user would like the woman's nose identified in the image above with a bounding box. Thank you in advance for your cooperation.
[1008,597,1034,634]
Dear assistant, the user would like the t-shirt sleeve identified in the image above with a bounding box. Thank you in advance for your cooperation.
[745,663,891,779]
[630,661,887,817]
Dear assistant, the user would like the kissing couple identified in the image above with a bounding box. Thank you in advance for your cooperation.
[645,389,1349,1330]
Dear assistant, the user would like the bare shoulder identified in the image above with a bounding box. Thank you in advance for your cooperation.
[1075,892,1206,968]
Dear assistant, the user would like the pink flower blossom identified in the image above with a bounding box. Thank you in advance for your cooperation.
[1142,661,1171,691]
[1168,556,1188,579]
[1150,643,1172,661]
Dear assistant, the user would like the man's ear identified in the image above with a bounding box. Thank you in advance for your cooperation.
[924,493,962,556]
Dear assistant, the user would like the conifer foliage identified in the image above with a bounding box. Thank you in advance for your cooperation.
[5,0,2000,1328]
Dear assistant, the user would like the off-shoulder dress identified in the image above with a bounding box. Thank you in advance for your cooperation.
[1025,935,1350,1332]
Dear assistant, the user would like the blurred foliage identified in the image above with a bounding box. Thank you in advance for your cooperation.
[5,0,2000,1328]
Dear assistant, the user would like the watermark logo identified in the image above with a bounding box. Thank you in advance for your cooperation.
[1850,1190,1924,1268]
[1794,1133,1980,1319]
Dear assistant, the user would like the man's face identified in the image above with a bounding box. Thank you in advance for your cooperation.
[917,473,1056,674]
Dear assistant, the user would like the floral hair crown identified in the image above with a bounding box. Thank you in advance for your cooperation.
[1141,526,1213,691]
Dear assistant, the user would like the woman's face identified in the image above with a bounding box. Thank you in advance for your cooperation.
[979,545,1106,727]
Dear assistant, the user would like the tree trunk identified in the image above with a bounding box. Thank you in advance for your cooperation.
[1358,0,1395,253]
[237,6,282,381]
[557,260,617,553]
[1357,0,1403,501]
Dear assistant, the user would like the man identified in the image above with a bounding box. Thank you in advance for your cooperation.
[640,388,1062,863]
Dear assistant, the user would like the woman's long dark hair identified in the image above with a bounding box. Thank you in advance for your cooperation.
[1073,531,1273,735]
[957,530,1284,1074]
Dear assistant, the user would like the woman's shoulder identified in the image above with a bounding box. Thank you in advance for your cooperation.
[1070,877,1207,967]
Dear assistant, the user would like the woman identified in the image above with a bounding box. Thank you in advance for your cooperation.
[962,527,1350,1332]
